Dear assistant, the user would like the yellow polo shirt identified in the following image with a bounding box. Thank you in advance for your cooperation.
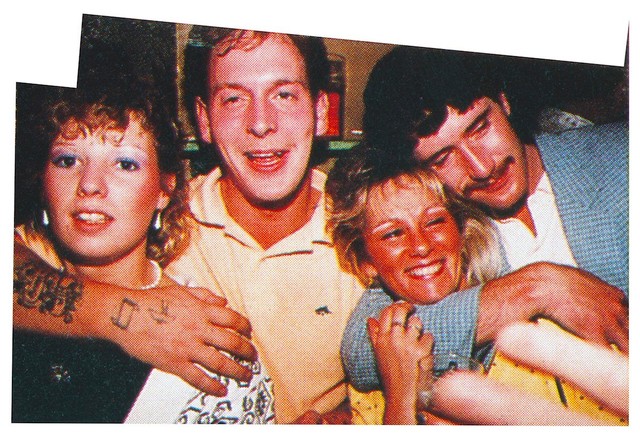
[166,168,363,423]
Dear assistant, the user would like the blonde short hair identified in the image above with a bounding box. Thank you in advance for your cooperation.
[326,146,502,290]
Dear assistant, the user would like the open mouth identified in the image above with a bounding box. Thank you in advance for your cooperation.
[73,211,113,224]
[244,150,287,170]
[406,260,444,278]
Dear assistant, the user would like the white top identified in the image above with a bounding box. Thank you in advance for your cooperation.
[125,272,276,424]
[495,172,577,271]
[124,357,275,424]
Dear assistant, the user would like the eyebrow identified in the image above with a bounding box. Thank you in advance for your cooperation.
[421,107,491,165]
[463,108,490,135]
[366,206,448,233]
[210,79,309,95]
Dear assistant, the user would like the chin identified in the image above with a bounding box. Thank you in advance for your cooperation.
[57,241,141,267]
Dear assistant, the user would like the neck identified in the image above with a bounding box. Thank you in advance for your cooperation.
[514,143,545,235]
[220,171,321,250]
[525,143,545,197]
[65,245,159,290]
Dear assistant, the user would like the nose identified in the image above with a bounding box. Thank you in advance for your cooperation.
[459,142,494,180]
[409,229,432,257]
[77,162,106,197]
[247,97,276,137]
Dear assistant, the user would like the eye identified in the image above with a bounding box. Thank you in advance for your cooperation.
[381,228,403,240]
[425,216,446,227]
[217,89,247,108]
[116,158,140,171]
[428,148,452,168]
[223,95,241,104]
[51,154,78,168]
[469,116,490,137]
[275,90,296,100]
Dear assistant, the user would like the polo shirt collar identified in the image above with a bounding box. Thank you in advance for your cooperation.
[188,167,332,249]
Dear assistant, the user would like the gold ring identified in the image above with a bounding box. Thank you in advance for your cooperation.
[391,321,404,327]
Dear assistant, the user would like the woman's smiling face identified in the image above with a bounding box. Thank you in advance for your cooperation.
[362,177,465,304]
[43,114,169,265]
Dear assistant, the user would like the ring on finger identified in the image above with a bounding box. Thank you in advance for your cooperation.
[391,321,405,328]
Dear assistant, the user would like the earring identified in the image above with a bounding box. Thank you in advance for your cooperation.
[152,210,162,231]
[42,209,50,227]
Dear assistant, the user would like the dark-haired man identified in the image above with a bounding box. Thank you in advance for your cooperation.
[343,46,627,393]
[363,46,627,293]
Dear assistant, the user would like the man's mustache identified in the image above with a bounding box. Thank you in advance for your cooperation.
[461,157,513,197]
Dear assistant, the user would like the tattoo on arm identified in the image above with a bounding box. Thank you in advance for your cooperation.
[111,298,140,330]
[111,297,176,330]
[14,260,83,324]
[148,300,176,324]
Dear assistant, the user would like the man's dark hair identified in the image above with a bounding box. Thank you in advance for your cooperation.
[362,45,537,162]
[183,26,331,170]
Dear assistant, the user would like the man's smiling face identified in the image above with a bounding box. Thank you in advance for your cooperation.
[414,96,530,214]
[196,34,328,206]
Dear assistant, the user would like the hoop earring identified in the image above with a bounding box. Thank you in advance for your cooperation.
[42,209,50,227]
[152,210,162,232]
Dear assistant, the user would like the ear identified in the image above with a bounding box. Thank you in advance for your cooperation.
[497,92,512,116]
[195,96,213,144]
[314,91,329,137]
[157,174,176,211]
[361,261,379,283]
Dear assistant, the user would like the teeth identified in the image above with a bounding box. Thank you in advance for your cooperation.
[407,263,442,277]
[246,151,285,160]
[76,212,108,223]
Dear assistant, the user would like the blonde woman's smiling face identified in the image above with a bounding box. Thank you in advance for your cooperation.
[362,179,464,304]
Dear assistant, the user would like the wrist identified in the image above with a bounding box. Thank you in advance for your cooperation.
[80,281,143,343]
[383,397,418,425]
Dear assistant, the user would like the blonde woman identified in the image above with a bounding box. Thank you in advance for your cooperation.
[327,146,503,423]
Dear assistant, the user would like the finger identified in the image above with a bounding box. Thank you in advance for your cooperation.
[384,302,415,332]
[183,286,228,306]
[192,347,254,383]
[207,305,253,338]
[496,322,628,416]
[418,331,434,352]
[174,363,229,397]
[203,326,257,361]
[606,321,629,354]
[431,372,605,425]
[377,304,399,333]
[406,315,424,337]
[367,317,380,347]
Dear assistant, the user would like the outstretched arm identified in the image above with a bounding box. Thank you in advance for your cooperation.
[13,241,256,396]
[342,263,627,393]
[428,322,628,425]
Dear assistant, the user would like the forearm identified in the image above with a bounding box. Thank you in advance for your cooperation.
[14,242,151,345]
[475,262,628,351]
[14,240,258,395]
